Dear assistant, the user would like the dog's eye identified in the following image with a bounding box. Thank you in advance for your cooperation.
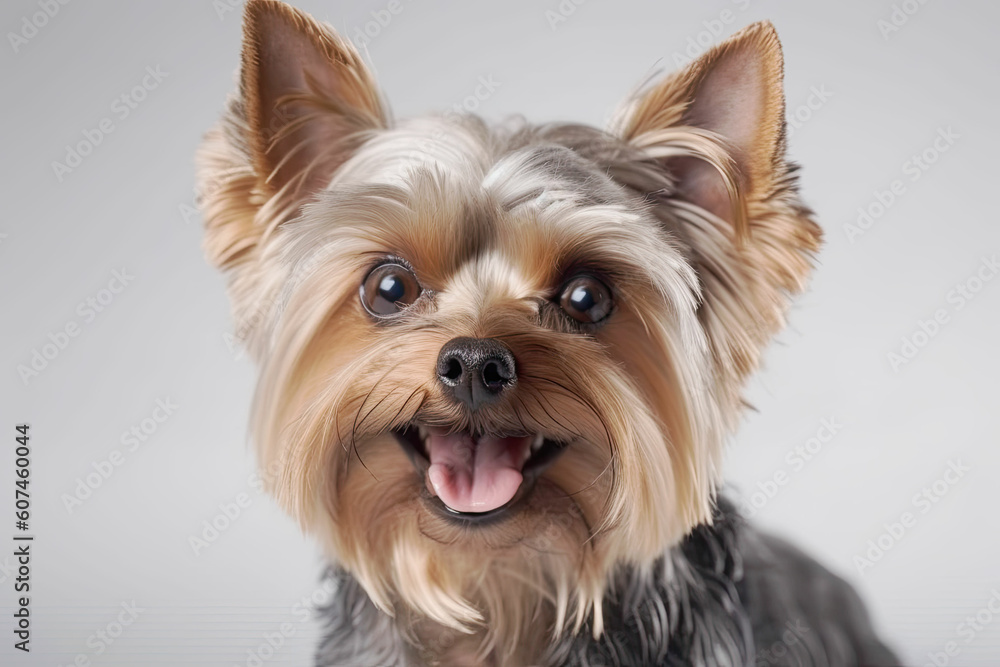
[559,275,613,324]
[361,263,421,317]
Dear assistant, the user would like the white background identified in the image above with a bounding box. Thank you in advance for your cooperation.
[2,0,998,664]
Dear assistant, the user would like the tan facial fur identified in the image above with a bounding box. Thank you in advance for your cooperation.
[197,1,820,662]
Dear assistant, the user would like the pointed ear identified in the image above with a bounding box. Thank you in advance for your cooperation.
[198,0,387,272]
[241,0,387,201]
[613,21,785,225]
[611,22,821,392]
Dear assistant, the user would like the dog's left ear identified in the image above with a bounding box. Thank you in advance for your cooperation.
[613,20,786,226]
[198,0,387,272]
[612,21,821,386]
[240,0,387,201]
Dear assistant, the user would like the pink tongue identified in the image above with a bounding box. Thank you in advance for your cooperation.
[426,432,532,513]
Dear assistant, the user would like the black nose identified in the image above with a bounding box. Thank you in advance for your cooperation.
[436,337,516,410]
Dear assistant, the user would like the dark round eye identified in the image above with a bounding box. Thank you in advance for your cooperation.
[559,275,613,324]
[361,262,421,317]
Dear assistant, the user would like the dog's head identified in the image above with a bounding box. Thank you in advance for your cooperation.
[198,0,819,646]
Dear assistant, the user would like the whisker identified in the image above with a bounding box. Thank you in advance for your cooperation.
[350,362,401,478]
[387,387,427,431]
[520,373,618,529]
[521,374,614,453]
[522,385,582,442]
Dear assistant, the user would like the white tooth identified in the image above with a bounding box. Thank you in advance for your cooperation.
[531,434,544,451]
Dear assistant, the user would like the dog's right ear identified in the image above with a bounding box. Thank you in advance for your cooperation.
[198,0,386,270]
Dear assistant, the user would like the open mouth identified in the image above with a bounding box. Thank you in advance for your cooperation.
[392,424,565,521]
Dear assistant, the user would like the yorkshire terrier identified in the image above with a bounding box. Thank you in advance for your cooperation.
[198,1,900,665]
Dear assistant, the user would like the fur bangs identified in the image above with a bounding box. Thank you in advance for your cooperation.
[193,3,862,665]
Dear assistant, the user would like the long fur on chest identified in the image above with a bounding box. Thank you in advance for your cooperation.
[315,499,898,667]
[315,500,749,666]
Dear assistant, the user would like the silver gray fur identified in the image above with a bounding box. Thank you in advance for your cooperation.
[315,498,900,667]
[308,118,898,667]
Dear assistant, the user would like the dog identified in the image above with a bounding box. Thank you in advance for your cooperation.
[197,1,901,664]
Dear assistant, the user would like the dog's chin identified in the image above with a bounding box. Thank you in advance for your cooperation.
[391,423,567,525]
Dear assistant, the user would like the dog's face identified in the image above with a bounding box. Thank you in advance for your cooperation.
[199,0,820,645]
